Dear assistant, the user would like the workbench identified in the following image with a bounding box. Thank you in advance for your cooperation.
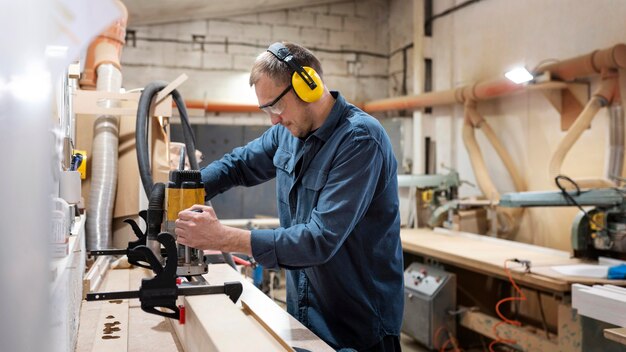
[400,227,626,351]
[401,228,626,293]
[76,263,333,352]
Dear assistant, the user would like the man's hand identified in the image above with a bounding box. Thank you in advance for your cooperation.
[175,205,225,250]
[174,204,253,255]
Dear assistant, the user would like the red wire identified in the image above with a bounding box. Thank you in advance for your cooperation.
[488,260,527,352]
[231,255,252,266]
[434,325,463,352]
[433,325,447,350]
[440,338,452,352]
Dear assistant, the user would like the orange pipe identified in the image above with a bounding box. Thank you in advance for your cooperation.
[79,1,128,90]
[362,43,626,113]
[183,100,261,113]
[537,44,626,80]
[363,90,458,112]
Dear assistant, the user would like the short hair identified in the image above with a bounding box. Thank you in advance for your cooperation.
[249,42,323,87]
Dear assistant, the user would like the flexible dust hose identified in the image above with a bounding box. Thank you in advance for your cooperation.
[462,119,516,235]
[463,102,522,236]
[479,122,526,192]
[135,82,236,270]
[548,96,614,189]
[147,183,165,258]
[147,183,165,238]
[86,64,122,250]
[467,103,525,235]
[462,109,501,202]
[136,81,198,196]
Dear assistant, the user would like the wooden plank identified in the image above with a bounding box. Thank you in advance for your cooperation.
[572,284,626,327]
[204,264,334,352]
[604,328,626,346]
[401,228,626,293]
[78,268,182,352]
[91,301,129,352]
[459,310,559,351]
[79,265,331,352]
[128,306,182,352]
[83,256,111,298]
[89,269,130,352]
[241,300,295,352]
[171,294,287,352]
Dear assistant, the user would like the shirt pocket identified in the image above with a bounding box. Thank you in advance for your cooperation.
[273,148,295,208]
[273,147,295,174]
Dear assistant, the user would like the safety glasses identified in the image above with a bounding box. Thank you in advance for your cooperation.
[259,84,292,115]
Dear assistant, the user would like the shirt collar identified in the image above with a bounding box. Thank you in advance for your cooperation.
[311,91,346,142]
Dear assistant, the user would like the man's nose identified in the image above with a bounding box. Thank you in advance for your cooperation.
[270,114,282,125]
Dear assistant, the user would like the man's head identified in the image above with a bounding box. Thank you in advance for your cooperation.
[250,42,330,138]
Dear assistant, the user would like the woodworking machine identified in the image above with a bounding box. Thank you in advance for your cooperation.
[500,188,626,260]
[399,170,461,228]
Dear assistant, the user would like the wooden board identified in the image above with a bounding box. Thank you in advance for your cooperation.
[89,269,130,352]
[459,310,559,351]
[78,264,331,352]
[604,328,626,346]
[76,268,182,352]
[204,264,334,352]
[241,301,295,352]
[401,228,626,293]
[171,293,287,352]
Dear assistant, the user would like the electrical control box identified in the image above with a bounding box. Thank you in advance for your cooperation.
[401,262,456,350]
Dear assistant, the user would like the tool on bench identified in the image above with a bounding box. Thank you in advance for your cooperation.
[86,231,243,322]
[500,177,626,260]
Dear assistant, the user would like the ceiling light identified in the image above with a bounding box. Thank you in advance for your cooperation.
[505,67,534,84]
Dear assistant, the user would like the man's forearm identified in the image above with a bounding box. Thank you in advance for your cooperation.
[220,226,252,255]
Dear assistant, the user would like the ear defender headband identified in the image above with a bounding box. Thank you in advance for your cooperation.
[267,42,324,103]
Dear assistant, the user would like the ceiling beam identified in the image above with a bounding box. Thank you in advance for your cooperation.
[124,0,351,26]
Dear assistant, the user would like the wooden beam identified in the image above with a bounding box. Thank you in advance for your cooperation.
[170,293,288,351]
[459,310,558,351]
[203,264,334,351]
[604,328,626,346]
[90,269,130,352]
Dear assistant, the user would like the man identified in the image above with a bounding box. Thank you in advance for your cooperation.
[175,42,404,351]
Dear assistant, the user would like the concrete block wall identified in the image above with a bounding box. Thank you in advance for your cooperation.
[120,0,396,107]
[388,0,414,97]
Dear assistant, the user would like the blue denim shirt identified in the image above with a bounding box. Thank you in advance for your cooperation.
[200,92,403,350]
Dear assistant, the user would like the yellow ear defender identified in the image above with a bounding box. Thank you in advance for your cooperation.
[267,42,324,103]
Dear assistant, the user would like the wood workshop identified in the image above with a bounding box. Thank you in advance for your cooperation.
[3,0,626,351]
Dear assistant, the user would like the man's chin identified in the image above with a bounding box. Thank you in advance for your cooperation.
[288,128,303,138]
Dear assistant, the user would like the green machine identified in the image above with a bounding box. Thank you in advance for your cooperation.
[499,188,626,260]
[398,170,461,228]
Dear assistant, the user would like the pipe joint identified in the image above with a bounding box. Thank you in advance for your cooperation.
[593,73,618,104]
[594,95,610,108]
